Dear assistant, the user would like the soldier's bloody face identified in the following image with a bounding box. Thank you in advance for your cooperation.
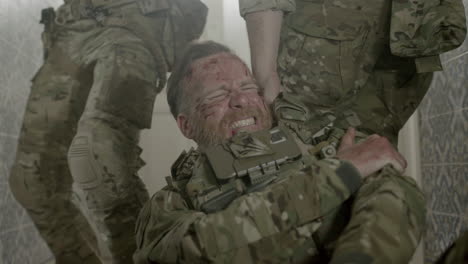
[179,53,272,146]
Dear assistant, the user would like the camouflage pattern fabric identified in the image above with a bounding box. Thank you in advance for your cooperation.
[329,165,426,264]
[390,0,466,57]
[238,0,295,17]
[8,0,206,263]
[435,231,468,264]
[240,0,466,144]
[134,158,361,263]
[133,95,426,263]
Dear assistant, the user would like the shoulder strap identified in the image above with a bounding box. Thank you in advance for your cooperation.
[170,147,200,181]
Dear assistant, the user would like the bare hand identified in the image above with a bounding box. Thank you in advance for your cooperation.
[336,128,407,178]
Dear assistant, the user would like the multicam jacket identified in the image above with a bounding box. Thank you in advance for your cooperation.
[239,0,466,145]
[133,94,426,264]
[239,0,466,59]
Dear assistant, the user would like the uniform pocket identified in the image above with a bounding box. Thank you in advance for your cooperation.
[286,1,372,41]
[280,0,384,103]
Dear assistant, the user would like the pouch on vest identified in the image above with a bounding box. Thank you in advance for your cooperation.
[205,127,302,183]
[200,127,303,213]
[390,0,467,58]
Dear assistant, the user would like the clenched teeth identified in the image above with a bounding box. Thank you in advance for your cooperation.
[231,117,255,129]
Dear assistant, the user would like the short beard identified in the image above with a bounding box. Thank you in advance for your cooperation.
[188,104,272,148]
[189,120,225,148]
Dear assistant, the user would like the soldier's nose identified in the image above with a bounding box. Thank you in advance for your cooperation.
[229,91,249,109]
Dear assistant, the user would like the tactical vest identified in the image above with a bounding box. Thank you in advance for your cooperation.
[168,93,366,213]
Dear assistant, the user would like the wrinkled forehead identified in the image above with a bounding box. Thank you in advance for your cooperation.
[187,52,252,81]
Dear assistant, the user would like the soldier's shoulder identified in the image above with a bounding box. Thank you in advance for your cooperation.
[170,147,201,181]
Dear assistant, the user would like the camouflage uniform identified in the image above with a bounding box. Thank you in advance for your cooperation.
[435,231,468,264]
[9,0,206,263]
[133,93,426,263]
[239,0,466,144]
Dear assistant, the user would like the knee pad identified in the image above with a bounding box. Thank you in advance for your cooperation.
[68,132,120,211]
[68,126,140,211]
[68,133,102,191]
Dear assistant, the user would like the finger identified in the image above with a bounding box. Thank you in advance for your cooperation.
[395,151,408,170]
[367,134,381,141]
[338,127,355,152]
[390,159,405,173]
[388,151,407,173]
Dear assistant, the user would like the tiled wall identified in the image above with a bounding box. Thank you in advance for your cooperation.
[0,0,62,263]
[419,1,468,262]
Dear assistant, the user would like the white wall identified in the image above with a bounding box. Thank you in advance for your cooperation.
[139,0,252,194]
[399,112,424,264]
[222,0,251,66]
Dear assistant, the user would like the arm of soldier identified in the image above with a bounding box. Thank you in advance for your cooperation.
[244,10,283,104]
[390,0,466,57]
[239,0,296,18]
[239,0,295,104]
[330,129,426,263]
[329,167,426,264]
[133,159,362,264]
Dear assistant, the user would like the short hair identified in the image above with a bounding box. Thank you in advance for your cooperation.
[166,41,232,118]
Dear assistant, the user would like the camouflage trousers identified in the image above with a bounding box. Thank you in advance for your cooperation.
[9,19,158,264]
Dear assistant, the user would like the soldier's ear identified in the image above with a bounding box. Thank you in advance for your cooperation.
[177,114,193,139]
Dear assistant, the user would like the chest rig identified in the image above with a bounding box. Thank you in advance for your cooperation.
[273,93,367,158]
[169,125,308,213]
[169,94,367,214]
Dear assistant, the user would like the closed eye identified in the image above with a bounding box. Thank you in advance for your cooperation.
[240,84,259,92]
[203,90,229,104]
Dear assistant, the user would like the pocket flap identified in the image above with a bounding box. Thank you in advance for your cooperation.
[286,1,370,40]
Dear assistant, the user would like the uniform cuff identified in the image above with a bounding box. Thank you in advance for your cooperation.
[335,160,362,194]
[239,0,296,17]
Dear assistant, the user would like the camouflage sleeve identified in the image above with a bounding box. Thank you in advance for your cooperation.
[329,166,426,264]
[390,0,466,57]
[435,231,468,264]
[133,159,362,264]
[239,0,296,17]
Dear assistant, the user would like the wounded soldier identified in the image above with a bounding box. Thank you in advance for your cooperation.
[133,41,425,264]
